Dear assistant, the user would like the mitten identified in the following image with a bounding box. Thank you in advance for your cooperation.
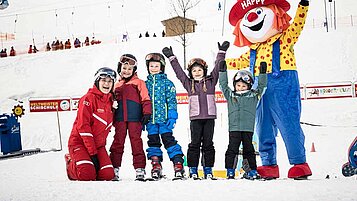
[219,60,227,72]
[260,62,267,74]
[218,41,230,51]
[166,119,176,130]
[141,114,151,125]
[90,155,100,172]
[162,46,174,58]
[300,0,309,6]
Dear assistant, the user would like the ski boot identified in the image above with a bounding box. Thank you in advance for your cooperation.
[189,167,200,180]
[173,162,185,180]
[203,167,217,180]
[257,165,280,179]
[150,156,163,180]
[242,169,261,180]
[288,163,312,180]
[226,168,235,179]
[135,168,146,181]
[112,167,120,181]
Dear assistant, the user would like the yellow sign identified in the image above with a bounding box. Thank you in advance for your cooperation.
[12,104,25,118]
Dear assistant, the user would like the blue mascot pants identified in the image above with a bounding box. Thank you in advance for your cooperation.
[256,70,306,166]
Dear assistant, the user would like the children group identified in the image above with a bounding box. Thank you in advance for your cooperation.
[65,41,268,181]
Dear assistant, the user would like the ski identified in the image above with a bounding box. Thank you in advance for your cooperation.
[135,178,147,182]
[172,176,186,181]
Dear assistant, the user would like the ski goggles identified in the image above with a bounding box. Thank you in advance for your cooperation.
[119,55,137,66]
[234,73,252,84]
[98,73,116,81]
[145,53,162,62]
[95,67,117,82]
[145,53,166,67]
[188,58,207,69]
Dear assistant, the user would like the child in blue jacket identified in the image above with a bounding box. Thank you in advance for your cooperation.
[145,52,185,179]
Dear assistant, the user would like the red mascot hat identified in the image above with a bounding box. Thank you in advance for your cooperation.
[229,0,291,26]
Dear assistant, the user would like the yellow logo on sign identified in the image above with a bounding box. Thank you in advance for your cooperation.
[12,104,25,118]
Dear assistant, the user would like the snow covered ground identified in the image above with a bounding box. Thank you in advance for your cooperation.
[1,0,357,201]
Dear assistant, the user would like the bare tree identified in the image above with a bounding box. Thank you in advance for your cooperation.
[168,0,201,69]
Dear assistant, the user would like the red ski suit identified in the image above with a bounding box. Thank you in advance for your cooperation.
[110,74,152,169]
[67,86,114,181]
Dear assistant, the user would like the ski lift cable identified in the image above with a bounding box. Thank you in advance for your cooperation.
[0,0,122,18]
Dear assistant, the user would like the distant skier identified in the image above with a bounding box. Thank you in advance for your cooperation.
[65,67,116,181]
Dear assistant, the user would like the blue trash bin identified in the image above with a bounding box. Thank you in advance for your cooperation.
[0,114,22,155]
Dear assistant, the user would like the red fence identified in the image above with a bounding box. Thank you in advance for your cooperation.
[28,81,357,112]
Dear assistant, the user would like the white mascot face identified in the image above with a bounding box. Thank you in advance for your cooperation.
[239,6,280,43]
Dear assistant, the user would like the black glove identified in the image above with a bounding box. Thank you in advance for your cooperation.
[300,0,309,6]
[218,41,230,51]
[260,62,267,74]
[162,46,174,58]
[90,155,100,172]
[219,60,227,72]
[141,114,151,125]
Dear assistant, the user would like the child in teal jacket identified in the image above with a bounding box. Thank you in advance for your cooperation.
[219,61,267,180]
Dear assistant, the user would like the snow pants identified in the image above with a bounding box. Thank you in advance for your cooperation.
[67,145,114,181]
[256,70,306,166]
[187,119,215,168]
[110,121,146,169]
[225,131,256,170]
[146,122,184,163]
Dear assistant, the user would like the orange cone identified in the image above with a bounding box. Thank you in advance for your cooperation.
[310,142,316,152]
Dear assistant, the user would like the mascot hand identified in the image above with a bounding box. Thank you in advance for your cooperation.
[218,41,230,51]
[219,60,227,72]
[300,0,309,6]
[162,46,174,58]
[260,62,267,74]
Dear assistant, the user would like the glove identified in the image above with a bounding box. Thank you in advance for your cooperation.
[219,60,227,72]
[162,46,174,58]
[90,155,100,172]
[300,0,309,6]
[260,62,267,74]
[218,41,230,51]
[141,114,151,125]
[112,100,118,109]
[166,119,176,130]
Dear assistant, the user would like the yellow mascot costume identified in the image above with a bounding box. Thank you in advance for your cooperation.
[227,0,312,179]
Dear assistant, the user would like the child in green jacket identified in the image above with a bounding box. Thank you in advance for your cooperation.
[219,61,267,180]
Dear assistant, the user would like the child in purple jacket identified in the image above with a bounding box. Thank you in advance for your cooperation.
[162,41,230,179]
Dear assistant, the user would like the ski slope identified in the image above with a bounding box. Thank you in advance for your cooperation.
[0,0,357,200]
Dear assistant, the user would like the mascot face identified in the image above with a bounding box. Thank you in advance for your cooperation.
[239,6,280,43]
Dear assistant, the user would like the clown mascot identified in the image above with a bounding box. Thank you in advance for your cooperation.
[226,0,312,179]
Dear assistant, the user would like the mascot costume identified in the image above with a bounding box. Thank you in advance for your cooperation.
[227,0,312,179]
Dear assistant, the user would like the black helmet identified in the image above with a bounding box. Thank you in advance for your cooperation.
[94,67,117,90]
[187,58,208,79]
[145,53,166,73]
[117,54,137,74]
[232,70,254,90]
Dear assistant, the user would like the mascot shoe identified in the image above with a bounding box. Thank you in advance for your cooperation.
[288,163,312,179]
[257,165,279,179]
